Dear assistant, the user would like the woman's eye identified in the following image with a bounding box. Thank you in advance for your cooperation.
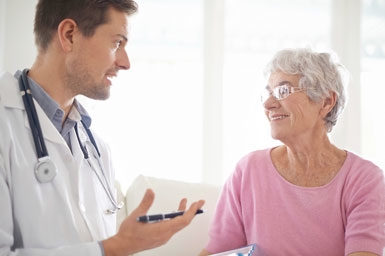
[275,86,286,99]
[279,86,289,95]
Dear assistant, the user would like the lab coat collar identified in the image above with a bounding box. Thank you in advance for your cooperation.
[0,72,67,145]
[0,72,24,109]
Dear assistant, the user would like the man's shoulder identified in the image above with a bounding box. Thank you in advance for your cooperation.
[0,71,17,85]
[0,71,24,109]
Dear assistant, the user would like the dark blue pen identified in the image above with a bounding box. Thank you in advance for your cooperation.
[137,209,204,222]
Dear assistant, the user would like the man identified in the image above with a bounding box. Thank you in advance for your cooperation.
[0,0,204,255]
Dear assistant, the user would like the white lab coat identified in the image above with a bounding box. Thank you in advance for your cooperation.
[0,72,117,255]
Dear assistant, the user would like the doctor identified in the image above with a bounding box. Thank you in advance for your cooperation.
[0,0,205,255]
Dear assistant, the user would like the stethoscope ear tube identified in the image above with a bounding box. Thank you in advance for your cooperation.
[74,122,89,159]
[81,120,101,157]
[19,69,49,158]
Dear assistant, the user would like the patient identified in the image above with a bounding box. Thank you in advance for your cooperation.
[199,48,385,256]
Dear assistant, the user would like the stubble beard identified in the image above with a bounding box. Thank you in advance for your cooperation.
[65,58,111,101]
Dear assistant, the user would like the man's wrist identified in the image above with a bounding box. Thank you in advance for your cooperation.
[103,236,119,256]
[103,235,132,256]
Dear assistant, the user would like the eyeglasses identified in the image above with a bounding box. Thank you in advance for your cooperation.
[260,83,314,102]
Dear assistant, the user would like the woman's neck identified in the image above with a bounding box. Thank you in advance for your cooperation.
[271,137,347,187]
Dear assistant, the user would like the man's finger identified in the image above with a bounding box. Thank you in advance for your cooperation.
[177,198,187,211]
[169,200,206,232]
[130,189,155,217]
[196,200,205,210]
[184,200,205,221]
[184,200,205,219]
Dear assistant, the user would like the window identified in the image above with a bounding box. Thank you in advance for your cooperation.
[84,0,204,190]
[222,0,332,179]
[361,0,385,171]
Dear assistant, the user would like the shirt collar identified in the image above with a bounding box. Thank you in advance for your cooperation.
[73,99,92,128]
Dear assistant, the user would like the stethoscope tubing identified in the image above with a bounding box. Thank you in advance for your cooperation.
[19,69,48,158]
[75,123,120,210]
[85,152,121,211]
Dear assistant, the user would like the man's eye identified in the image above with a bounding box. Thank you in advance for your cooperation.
[114,40,122,49]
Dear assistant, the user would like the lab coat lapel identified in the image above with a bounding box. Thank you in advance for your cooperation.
[23,98,68,145]
[70,125,104,240]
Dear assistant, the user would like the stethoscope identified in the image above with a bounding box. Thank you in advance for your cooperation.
[18,69,123,214]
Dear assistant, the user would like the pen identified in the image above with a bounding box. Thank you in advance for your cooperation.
[137,209,204,222]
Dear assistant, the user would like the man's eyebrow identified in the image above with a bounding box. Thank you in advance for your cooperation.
[116,34,128,42]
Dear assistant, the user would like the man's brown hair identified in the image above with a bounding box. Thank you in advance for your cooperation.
[34,0,138,51]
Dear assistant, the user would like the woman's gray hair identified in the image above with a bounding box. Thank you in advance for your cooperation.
[265,48,348,132]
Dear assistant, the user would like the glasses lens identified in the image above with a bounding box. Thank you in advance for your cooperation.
[261,84,294,102]
[273,84,290,100]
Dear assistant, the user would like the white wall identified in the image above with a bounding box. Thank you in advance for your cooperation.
[0,0,6,72]
[330,0,362,155]
[3,0,37,73]
[202,0,225,185]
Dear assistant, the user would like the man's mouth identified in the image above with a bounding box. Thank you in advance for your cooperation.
[106,73,117,79]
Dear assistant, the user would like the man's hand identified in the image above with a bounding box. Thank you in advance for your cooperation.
[103,189,205,256]
[198,249,211,256]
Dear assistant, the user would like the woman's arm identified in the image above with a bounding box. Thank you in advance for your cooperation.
[348,252,378,256]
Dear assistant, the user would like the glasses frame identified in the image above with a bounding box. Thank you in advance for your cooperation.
[261,83,315,102]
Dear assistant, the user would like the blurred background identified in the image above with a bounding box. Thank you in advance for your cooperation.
[0,0,384,191]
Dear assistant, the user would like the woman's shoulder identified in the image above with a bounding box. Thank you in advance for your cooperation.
[231,148,274,178]
[343,150,384,183]
[238,148,271,165]
[223,148,273,190]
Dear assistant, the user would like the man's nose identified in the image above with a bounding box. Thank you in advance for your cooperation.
[117,49,130,70]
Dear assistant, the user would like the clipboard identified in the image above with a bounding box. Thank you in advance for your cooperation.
[209,244,256,256]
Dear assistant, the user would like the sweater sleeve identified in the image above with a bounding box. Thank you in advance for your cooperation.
[205,164,247,254]
[344,164,385,255]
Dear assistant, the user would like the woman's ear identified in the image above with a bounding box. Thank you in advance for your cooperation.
[320,91,337,118]
[57,19,78,52]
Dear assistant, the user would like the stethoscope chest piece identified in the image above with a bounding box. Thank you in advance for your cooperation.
[35,157,58,183]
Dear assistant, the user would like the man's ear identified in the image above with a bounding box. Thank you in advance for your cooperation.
[320,91,337,118]
[57,19,79,52]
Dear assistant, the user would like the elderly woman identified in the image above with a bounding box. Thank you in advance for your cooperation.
[199,48,385,256]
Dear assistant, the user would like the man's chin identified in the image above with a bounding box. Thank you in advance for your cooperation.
[84,88,111,100]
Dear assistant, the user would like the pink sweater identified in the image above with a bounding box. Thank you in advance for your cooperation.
[206,148,385,256]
